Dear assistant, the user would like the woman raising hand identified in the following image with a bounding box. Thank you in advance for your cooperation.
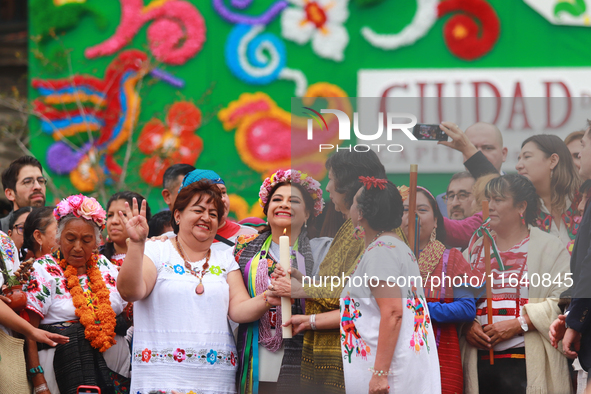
[117,180,280,394]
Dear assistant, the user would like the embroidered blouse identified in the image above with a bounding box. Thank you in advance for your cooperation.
[24,254,127,325]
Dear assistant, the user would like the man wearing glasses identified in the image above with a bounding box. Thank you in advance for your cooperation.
[0,156,47,233]
[443,171,475,220]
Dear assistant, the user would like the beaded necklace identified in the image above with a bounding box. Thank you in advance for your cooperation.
[175,237,211,295]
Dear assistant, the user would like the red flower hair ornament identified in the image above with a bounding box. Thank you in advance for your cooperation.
[359,176,388,190]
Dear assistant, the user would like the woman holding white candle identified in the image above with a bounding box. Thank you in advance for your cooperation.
[233,169,331,394]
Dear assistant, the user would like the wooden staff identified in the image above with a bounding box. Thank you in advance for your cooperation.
[482,200,494,365]
[408,164,418,256]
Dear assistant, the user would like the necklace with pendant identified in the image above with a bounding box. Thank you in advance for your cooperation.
[175,237,211,295]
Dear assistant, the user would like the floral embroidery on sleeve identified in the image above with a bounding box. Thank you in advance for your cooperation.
[340,293,370,363]
[406,287,431,353]
[0,232,18,272]
[233,233,259,262]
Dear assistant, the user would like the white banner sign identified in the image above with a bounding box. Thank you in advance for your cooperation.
[358,68,591,173]
[524,0,591,26]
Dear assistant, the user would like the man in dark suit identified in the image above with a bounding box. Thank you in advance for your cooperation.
[550,121,591,376]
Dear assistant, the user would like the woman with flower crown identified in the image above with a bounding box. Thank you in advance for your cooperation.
[24,195,131,394]
[232,169,332,394]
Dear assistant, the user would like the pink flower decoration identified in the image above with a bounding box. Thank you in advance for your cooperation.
[69,194,84,210]
[173,348,186,362]
[54,195,107,229]
[259,168,324,216]
[85,0,206,66]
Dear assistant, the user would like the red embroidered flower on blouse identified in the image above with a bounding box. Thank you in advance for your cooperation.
[27,279,40,293]
[45,266,63,277]
[104,273,116,287]
[141,348,152,362]
[173,348,186,363]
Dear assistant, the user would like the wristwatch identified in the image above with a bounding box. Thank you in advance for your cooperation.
[518,316,529,332]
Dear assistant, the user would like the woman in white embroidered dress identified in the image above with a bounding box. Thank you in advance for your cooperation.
[118,180,281,394]
[24,195,130,394]
[340,177,440,394]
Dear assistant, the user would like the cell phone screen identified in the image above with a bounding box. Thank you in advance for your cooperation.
[77,386,101,394]
[412,124,448,141]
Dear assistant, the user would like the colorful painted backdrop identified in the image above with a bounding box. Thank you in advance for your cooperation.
[28,0,591,214]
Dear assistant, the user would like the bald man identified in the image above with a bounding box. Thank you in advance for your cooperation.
[439,122,506,179]
[464,122,507,173]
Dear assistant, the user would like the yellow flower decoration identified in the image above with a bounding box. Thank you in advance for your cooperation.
[397,185,410,201]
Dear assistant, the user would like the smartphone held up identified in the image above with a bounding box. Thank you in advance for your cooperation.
[413,124,448,141]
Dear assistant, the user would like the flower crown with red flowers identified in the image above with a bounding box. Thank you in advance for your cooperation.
[54,194,107,230]
[359,176,389,190]
[259,169,325,217]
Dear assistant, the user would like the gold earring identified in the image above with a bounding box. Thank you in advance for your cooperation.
[430,228,436,243]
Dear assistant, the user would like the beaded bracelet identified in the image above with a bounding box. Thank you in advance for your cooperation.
[369,367,394,376]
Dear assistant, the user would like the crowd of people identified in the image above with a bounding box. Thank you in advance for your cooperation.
[1,118,591,394]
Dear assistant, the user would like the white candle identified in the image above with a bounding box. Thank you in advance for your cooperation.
[279,230,292,338]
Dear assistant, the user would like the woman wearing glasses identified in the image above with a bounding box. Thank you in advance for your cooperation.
[7,207,33,255]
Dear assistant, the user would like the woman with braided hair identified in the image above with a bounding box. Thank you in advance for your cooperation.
[339,177,440,394]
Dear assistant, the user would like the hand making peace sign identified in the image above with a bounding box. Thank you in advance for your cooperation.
[118,197,149,244]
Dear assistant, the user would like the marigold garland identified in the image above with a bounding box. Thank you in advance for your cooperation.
[58,251,117,352]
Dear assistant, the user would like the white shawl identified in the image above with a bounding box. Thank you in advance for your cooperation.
[460,226,572,394]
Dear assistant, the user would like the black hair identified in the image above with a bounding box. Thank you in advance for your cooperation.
[356,180,404,232]
[416,188,447,244]
[106,191,152,221]
[148,210,172,238]
[162,164,195,191]
[484,174,540,226]
[580,179,591,195]
[171,180,225,234]
[521,134,579,214]
[102,191,151,260]
[325,150,386,210]
[448,171,474,190]
[22,206,55,253]
[259,181,316,234]
[2,156,43,192]
[9,206,34,230]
